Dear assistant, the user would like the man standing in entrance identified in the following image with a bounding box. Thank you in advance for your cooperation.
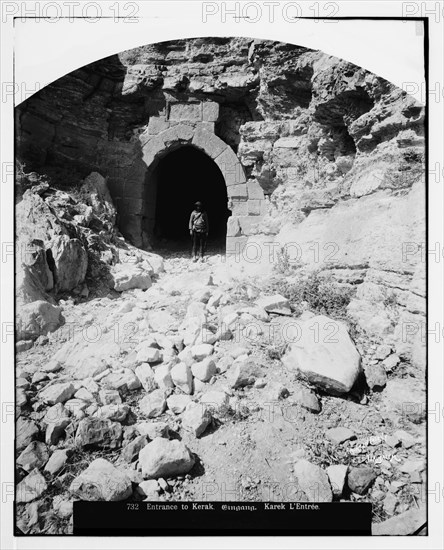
[189,201,209,262]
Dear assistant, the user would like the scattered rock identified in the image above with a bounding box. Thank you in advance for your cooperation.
[394,429,417,449]
[99,389,122,405]
[398,459,424,474]
[365,364,387,390]
[17,441,49,472]
[326,427,356,445]
[112,265,152,292]
[136,345,161,365]
[293,459,332,502]
[170,362,193,394]
[267,383,290,401]
[70,458,132,501]
[326,464,348,498]
[256,294,291,315]
[227,346,251,359]
[383,492,398,515]
[139,389,167,418]
[294,387,321,413]
[216,356,232,373]
[347,466,376,495]
[227,360,261,389]
[39,382,76,405]
[382,354,400,372]
[16,468,48,503]
[16,418,39,452]
[372,508,426,535]
[191,357,217,382]
[200,390,229,412]
[53,497,73,518]
[137,479,161,498]
[75,417,122,449]
[44,449,69,475]
[374,344,392,360]
[95,403,130,422]
[191,343,214,361]
[138,437,195,479]
[167,394,192,414]
[122,435,149,462]
[135,363,158,391]
[154,363,175,389]
[137,421,169,440]
[100,369,141,392]
[181,402,212,437]
[16,300,64,341]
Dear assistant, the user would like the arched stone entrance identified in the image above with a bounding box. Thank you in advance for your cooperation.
[148,145,231,249]
[140,123,249,252]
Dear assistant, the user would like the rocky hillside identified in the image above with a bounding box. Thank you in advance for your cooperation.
[16,37,425,370]
[14,38,426,536]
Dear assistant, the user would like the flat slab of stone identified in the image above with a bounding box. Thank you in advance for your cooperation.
[326,427,356,445]
[256,294,291,315]
[282,315,361,394]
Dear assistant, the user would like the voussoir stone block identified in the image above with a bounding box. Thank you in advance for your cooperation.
[192,127,227,159]
[160,124,194,146]
[215,147,246,186]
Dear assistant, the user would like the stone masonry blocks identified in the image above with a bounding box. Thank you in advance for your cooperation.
[192,127,226,159]
[215,147,246,186]
[202,102,219,122]
[247,179,265,200]
[227,184,248,199]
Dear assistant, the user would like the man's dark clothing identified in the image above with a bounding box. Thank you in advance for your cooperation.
[192,230,207,259]
[189,209,209,258]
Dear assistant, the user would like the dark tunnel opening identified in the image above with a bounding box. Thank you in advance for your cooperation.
[151,146,231,252]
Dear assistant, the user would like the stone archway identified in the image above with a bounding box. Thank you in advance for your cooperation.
[140,123,250,252]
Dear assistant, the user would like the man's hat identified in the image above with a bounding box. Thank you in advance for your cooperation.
[195,201,202,207]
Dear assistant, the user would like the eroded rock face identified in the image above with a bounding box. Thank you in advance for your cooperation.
[16,37,425,364]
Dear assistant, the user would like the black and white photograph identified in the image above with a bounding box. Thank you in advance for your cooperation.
[1,1,443,546]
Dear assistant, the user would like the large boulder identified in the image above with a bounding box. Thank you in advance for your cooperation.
[138,437,195,479]
[70,458,132,501]
[282,315,361,394]
[16,300,64,341]
[47,235,88,292]
[111,265,152,292]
